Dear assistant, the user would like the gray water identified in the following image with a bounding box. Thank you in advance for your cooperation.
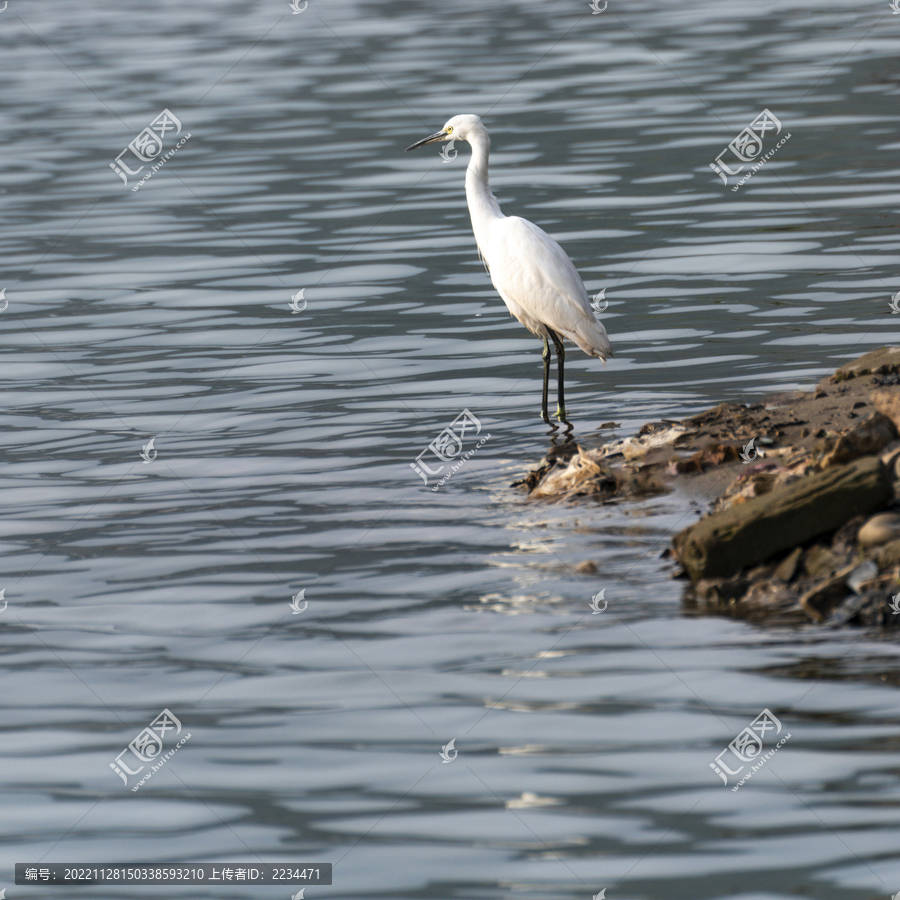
[4,0,900,897]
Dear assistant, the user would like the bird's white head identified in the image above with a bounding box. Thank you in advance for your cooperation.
[406,114,486,151]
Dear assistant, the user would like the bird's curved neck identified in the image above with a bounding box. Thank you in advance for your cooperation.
[465,128,503,230]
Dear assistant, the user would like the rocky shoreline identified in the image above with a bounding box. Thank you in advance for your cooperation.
[516,347,900,628]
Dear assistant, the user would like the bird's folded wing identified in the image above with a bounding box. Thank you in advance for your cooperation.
[488,216,611,357]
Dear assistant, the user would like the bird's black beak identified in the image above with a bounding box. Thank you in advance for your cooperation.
[406,131,446,152]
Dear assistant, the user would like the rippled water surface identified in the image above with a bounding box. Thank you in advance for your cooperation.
[4,0,900,897]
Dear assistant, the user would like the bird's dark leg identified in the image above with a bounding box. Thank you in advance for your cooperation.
[541,334,551,422]
[547,328,567,421]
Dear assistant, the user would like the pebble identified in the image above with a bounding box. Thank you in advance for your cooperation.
[857,512,900,548]
[846,560,878,594]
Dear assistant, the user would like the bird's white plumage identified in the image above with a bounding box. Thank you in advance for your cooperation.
[486,215,612,358]
[433,114,612,361]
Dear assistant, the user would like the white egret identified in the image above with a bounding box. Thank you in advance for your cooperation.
[407,114,612,422]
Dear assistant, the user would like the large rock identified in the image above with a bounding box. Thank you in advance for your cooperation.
[672,455,894,580]
[858,512,900,548]
[834,347,900,381]
[871,388,900,432]
[816,412,896,468]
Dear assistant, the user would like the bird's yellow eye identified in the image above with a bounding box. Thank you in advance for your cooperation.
[446,126,453,133]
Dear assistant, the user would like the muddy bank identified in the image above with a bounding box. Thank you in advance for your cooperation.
[516,347,900,628]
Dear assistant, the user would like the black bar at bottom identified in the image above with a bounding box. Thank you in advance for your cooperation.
[16,863,331,885]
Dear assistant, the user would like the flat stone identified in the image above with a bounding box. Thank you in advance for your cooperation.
[817,412,897,468]
[773,546,803,583]
[672,455,893,581]
[835,346,900,382]
[871,388,900,432]
[858,512,900,548]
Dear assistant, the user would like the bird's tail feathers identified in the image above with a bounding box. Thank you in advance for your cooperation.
[566,318,613,360]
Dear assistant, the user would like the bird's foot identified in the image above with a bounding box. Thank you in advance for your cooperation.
[556,405,568,421]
